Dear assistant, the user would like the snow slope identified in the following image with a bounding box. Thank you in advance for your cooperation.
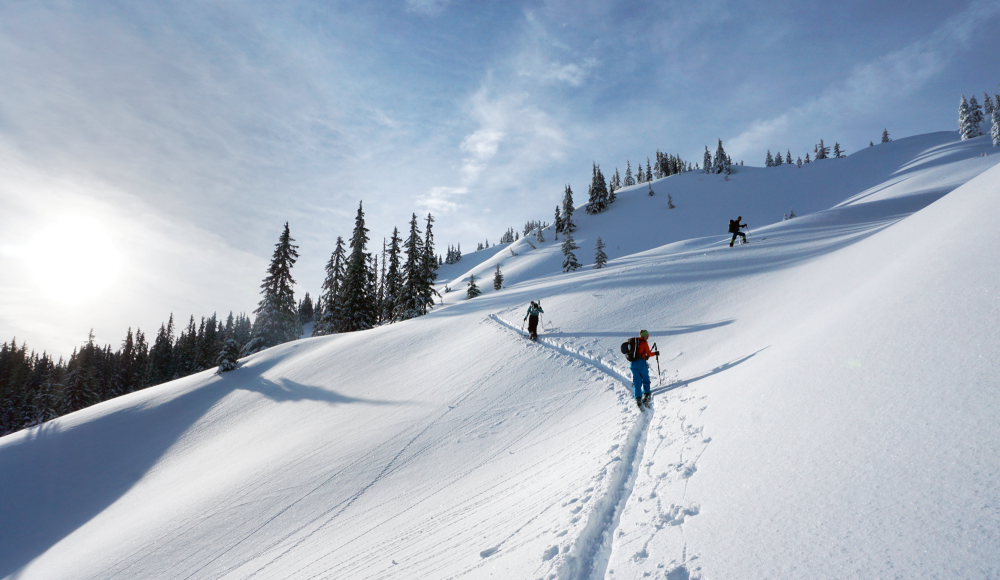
[2,132,998,580]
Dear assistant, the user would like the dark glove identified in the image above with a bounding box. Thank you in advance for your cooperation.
[653,351,660,356]
[523,317,527,321]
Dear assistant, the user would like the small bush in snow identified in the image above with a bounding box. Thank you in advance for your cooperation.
[218,339,239,372]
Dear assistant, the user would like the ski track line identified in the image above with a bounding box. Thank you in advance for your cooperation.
[487,313,654,580]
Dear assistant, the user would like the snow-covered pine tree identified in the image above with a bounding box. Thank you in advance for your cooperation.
[765,150,774,167]
[992,105,1000,146]
[594,237,607,269]
[217,338,239,372]
[340,202,375,332]
[881,128,891,143]
[805,152,811,163]
[959,95,972,139]
[554,206,562,235]
[467,274,481,299]
[984,93,995,116]
[703,146,712,174]
[382,228,402,321]
[396,213,427,320]
[613,168,621,190]
[314,236,346,336]
[797,157,802,167]
[648,184,654,196]
[421,213,440,311]
[967,95,984,138]
[645,158,652,182]
[608,176,616,204]
[586,164,609,214]
[712,139,727,174]
[536,225,545,243]
[252,222,300,348]
[667,193,675,208]
[833,142,844,158]
[493,264,503,290]
[624,161,635,186]
[789,209,796,218]
[773,150,783,166]
[816,140,830,159]
[562,184,576,232]
[561,233,580,272]
[785,150,792,165]
[298,292,314,324]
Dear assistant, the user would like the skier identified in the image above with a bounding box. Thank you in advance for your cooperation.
[629,330,659,408]
[728,216,748,246]
[524,301,544,340]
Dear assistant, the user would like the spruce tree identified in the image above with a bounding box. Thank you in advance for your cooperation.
[805,153,811,164]
[833,142,844,158]
[959,95,972,139]
[467,274,481,299]
[984,92,995,116]
[594,237,607,269]
[397,213,426,320]
[703,147,712,174]
[967,95,984,138]
[881,128,891,143]
[816,140,830,159]
[562,185,576,232]
[314,236,346,336]
[992,105,1000,146]
[340,202,375,332]
[667,193,675,208]
[217,339,239,372]
[712,139,727,174]
[382,228,402,322]
[773,150,783,166]
[624,161,635,186]
[561,233,580,272]
[645,158,652,182]
[785,150,792,165]
[554,206,562,235]
[252,222,300,347]
[765,150,774,167]
[493,264,503,290]
[298,292,314,324]
[420,213,440,312]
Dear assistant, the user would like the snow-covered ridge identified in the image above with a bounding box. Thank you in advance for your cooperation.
[2,132,998,579]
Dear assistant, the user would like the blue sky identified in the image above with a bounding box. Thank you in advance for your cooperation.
[2,0,998,356]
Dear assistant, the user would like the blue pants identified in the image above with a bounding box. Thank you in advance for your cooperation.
[630,359,650,399]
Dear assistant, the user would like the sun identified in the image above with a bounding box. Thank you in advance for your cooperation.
[27,215,124,304]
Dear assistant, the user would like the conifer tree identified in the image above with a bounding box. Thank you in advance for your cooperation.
[493,264,503,290]
[382,228,402,322]
[420,213,440,312]
[340,203,375,332]
[816,140,830,159]
[594,237,607,269]
[624,161,635,186]
[298,292,314,324]
[217,339,239,372]
[959,95,972,139]
[881,128,891,143]
[773,150,783,166]
[252,222,300,347]
[833,142,844,158]
[992,105,1000,147]
[667,193,675,208]
[797,157,802,167]
[613,168,621,190]
[554,206,562,234]
[314,236,346,336]
[785,150,792,165]
[765,150,774,167]
[562,185,576,232]
[805,153,811,164]
[984,92,995,116]
[467,274,481,299]
[645,158,652,182]
[712,139,727,174]
[397,213,427,320]
[703,147,712,174]
[561,233,581,272]
[967,95,984,138]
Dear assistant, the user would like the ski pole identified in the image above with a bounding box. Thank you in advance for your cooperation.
[653,342,661,388]
[521,317,526,336]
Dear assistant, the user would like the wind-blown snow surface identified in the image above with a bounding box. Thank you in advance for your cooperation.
[2,132,999,579]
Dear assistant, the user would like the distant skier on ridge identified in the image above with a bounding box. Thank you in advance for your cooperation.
[624,330,659,409]
[728,216,748,246]
[524,301,544,340]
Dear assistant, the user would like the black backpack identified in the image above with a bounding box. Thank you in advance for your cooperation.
[620,337,638,362]
[728,219,738,233]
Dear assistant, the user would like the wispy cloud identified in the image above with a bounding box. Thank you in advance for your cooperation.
[405,0,454,16]
[726,0,1000,161]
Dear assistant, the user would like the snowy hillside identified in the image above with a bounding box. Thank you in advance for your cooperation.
[2,132,999,580]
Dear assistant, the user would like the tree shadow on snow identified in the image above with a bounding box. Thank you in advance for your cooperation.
[651,346,769,396]
[0,362,398,578]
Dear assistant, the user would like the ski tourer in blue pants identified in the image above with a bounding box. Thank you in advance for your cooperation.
[630,359,651,399]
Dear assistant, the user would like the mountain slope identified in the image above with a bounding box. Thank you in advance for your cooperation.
[1,132,998,580]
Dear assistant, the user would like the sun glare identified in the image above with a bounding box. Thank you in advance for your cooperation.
[27,215,124,304]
